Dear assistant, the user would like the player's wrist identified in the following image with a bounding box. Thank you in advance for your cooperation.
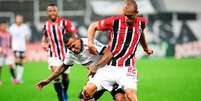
[143,48,149,52]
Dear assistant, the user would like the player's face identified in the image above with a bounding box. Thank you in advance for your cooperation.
[47,6,58,22]
[0,23,8,32]
[15,15,23,25]
[123,1,138,26]
[66,38,81,54]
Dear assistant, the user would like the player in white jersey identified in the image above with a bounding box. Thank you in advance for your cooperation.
[36,34,127,101]
[9,14,31,83]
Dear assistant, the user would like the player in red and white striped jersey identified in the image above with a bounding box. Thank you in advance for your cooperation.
[0,20,18,85]
[86,0,153,101]
[41,3,77,101]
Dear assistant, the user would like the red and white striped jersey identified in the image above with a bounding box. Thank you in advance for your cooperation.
[0,31,11,49]
[43,17,77,61]
[98,15,147,67]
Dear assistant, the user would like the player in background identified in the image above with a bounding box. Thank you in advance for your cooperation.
[0,20,18,85]
[9,14,31,84]
[86,0,153,101]
[41,4,77,101]
[36,33,127,101]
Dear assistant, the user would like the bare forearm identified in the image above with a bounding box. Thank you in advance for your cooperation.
[96,48,112,68]
[140,32,148,51]
[88,22,98,45]
[47,65,66,82]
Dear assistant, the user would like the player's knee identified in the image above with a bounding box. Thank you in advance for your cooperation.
[125,89,138,101]
[115,93,126,101]
[83,84,97,99]
[83,88,93,99]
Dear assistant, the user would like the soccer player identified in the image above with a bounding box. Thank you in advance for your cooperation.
[36,33,126,101]
[86,0,153,101]
[9,14,31,83]
[41,4,77,101]
[0,20,18,85]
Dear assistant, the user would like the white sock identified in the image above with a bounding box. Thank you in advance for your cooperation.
[16,65,23,82]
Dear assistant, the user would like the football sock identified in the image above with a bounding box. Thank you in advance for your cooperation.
[16,64,23,81]
[53,79,63,101]
[9,67,16,79]
[62,73,69,101]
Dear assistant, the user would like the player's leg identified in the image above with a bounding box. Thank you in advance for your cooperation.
[82,83,97,100]
[61,72,69,101]
[111,84,127,101]
[119,66,138,101]
[124,88,137,101]
[8,64,16,79]
[5,54,17,84]
[48,57,66,101]
[0,66,2,85]
[15,51,25,83]
[0,56,4,85]
[79,89,106,101]
[51,66,64,101]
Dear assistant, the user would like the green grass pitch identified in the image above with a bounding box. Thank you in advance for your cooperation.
[0,58,201,101]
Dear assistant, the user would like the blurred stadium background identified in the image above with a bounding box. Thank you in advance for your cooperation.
[0,0,201,101]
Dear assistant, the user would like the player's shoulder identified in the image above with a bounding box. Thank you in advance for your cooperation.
[136,15,148,23]
[60,17,73,22]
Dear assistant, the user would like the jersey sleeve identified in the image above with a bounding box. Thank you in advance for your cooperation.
[97,16,115,32]
[24,25,31,40]
[139,16,148,31]
[94,40,106,55]
[65,19,77,33]
[63,51,74,66]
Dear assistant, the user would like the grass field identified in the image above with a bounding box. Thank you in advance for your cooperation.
[0,58,201,101]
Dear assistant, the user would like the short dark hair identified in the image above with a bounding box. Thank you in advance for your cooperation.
[48,3,57,7]
[0,19,8,24]
[63,33,76,44]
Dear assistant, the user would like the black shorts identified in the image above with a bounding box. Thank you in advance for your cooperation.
[14,51,25,59]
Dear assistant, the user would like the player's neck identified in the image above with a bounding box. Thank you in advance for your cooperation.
[50,17,59,23]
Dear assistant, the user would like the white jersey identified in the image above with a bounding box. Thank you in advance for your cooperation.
[64,38,106,67]
[9,24,31,51]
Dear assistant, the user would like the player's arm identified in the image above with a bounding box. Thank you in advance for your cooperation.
[88,39,113,73]
[41,25,48,51]
[87,21,99,55]
[88,47,112,74]
[139,29,153,55]
[96,47,112,68]
[35,64,70,90]
[88,17,113,55]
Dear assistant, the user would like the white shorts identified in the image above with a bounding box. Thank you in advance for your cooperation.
[0,55,14,66]
[48,57,71,73]
[88,65,138,91]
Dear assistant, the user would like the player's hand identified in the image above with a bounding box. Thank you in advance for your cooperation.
[87,65,97,76]
[88,44,98,55]
[144,48,153,55]
[35,79,50,90]
[41,42,48,51]
[88,65,97,73]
